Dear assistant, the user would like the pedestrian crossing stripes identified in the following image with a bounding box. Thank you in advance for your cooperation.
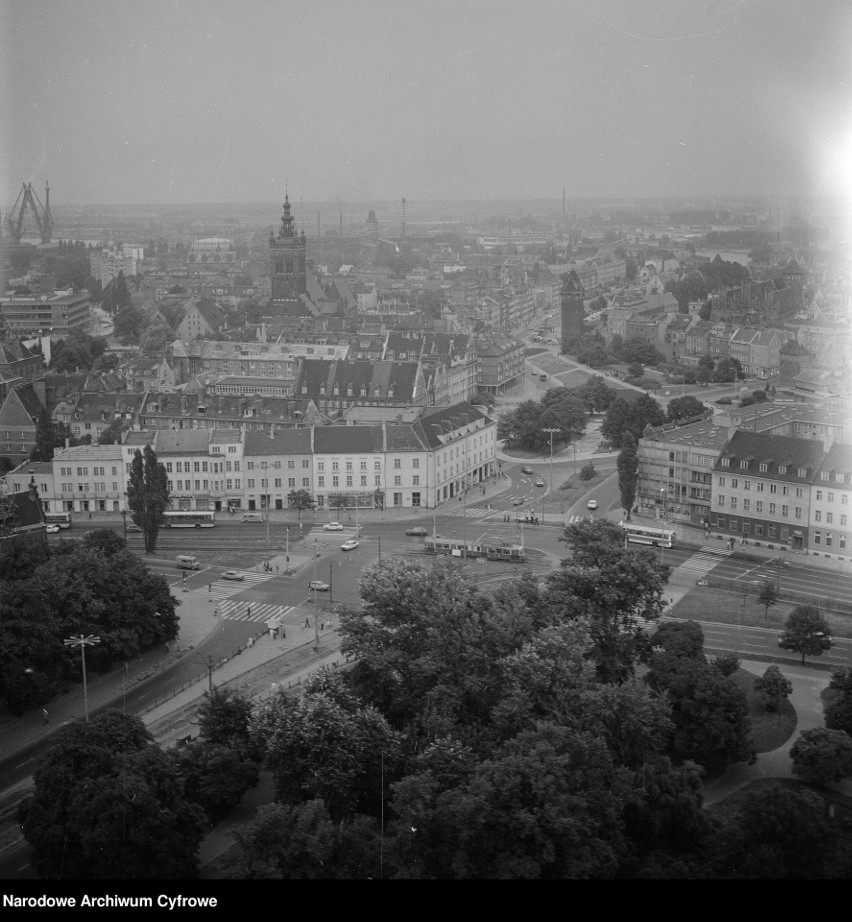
[675,545,733,578]
[201,569,277,601]
[434,505,495,520]
[215,601,296,624]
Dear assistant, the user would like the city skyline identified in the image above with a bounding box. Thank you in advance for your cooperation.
[3,0,852,209]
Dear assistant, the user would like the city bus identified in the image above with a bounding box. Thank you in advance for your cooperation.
[621,522,676,548]
[162,510,216,528]
[424,535,526,563]
[44,512,72,529]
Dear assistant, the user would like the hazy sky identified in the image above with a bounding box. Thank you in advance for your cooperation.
[2,0,852,206]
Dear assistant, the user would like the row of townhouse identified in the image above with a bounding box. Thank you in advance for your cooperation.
[4,402,497,516]
[637,405,852,558]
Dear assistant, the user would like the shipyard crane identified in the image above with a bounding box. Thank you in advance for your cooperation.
[4,181,54,244]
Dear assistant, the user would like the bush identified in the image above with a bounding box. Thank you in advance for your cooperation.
[711,653,740,677]
[579,462,596,481]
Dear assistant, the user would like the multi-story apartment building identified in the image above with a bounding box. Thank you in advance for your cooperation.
[89,247,139,284]
[243,429,312,512]
[51,444,127,514]
[709,431,827,550]
[2,460,55,514]
[170,339,349,386]
[312,425,387,512]
[475,334,525,396]
[638,419,732,525]
[809,442,852,558]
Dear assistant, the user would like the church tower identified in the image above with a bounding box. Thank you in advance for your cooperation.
[269,194,307,315]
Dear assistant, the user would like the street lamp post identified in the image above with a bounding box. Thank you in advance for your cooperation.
[660,487,667,563]
[542,427,562,525]
[260,462,270,563]
[63,634,101,721]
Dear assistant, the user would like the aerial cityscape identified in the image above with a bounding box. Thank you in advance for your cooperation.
[1,0,852,888]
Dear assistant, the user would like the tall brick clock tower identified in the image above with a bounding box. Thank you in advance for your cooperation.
[560,269,585,351]
[269,194,307,315]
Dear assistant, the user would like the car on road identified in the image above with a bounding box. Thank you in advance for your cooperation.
[587,499,598,510]
[341,539,359,551]
[521,466,534,475]
[406,526,427,536]
[512,498,524,506]
[308,579,330,592]
[45,524,60,533]
[323,522,344,531]
[127,523,143,532]
[535,478,545,487]
[222,570,245,581]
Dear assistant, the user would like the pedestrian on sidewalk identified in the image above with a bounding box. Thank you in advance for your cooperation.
[42,708,49,724]
[246,605,252,619]
[304,617,310,628]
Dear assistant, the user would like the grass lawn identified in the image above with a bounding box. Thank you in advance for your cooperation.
[671,586,852,640]
[728,668,797,753]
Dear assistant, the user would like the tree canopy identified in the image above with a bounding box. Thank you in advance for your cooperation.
[601,394,666,449]
[126,445,170,553]
[19,711,205,879]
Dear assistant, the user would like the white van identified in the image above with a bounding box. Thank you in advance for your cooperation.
[241,512,264,523]
[176,555,201,570]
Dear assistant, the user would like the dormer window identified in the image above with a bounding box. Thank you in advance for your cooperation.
[778,465,787,475]
[820,471,829,480]
[360,387,367,397]
[759,463,768,472]
[721,458,730,468]
[740,460,748,470]
[301,386,308,394]
[837,473,845,484]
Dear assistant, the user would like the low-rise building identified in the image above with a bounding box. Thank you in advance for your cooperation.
[51,444,127,514]
[0,289,91,338]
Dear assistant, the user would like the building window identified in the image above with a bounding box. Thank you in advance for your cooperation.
[332,476,339,487]
[413,475,420,486]
[815,511,822,522]
[318,462,324,471]
[719,476,725,488]
[718,496,725,507]
[743,499,750,511]
[248,479,255,489]
[346,476,353,487]
[288,477,296,488]
[826,532,833,547]
[781,505,788,517]
[769,503,776,515]
[743,480,750,491]
[394,459,401,469]
[827,512,834,524]
[816,490,823,501]
[375,475,381,486]
[814,531,821,545]
[768,525,776,537]
[731,479,738,489]
[755,524,763,536]
[730,497,737,509]
[770,484,777,494]
[412,458,420,469]
[394,475,401,486]
[318,476,325,487]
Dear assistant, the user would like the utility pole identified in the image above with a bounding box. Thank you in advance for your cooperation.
[329,560,333,602]
[285,526,290,574]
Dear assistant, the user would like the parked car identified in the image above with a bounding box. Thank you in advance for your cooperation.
[127,523,143,532]
[341,539,359,551]
[308,580,330,592]
[521,466,534,475]
[222,570,245,581]
[535,478,545,487]
[406,526,427,536]
[45,524,60,534]
[323,522,344,531]
[587,499,598,510]
[512,498,524,506]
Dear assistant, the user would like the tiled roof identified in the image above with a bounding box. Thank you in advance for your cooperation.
[153,430,211,454]
[244,428,311,455]
[714,430,826,482]
[313,426,384,454]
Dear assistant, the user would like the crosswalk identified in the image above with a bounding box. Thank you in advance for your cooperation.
[216,600,297,624]
[675,545,733,578]
[201,569,277,602]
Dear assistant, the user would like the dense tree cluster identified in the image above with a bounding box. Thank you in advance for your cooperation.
[498,378,618,453]
[601,394,666,449]
[0,538,178,714]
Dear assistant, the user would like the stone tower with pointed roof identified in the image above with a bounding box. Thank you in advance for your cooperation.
[269,194,308,315]
[560,269,586,350]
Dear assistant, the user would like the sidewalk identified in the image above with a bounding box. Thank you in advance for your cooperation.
[702,660,852,807]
